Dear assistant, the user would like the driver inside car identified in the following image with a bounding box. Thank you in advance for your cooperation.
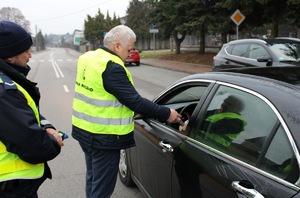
[180,95,247,148]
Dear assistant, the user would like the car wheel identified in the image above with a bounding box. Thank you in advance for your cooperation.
[119,149,134,186]
[135,61,140,66]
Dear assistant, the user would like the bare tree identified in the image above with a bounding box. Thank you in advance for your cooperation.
[0,7,31,33]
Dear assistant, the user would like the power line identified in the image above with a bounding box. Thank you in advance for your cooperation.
[32,0,111,23]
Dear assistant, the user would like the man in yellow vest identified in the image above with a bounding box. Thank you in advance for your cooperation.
[72,25,181,198]
[0,21,64,197]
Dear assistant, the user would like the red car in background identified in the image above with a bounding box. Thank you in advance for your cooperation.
[125,48,140,66]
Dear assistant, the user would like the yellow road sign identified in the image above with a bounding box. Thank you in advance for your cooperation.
[230,9,245,26]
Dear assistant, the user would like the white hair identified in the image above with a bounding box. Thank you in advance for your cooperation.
[103,25,136,48]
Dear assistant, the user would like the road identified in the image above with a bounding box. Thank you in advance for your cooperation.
[27,48,189,197]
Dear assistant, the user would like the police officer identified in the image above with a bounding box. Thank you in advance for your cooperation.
[72,25,181,198]
[0,21,63,197]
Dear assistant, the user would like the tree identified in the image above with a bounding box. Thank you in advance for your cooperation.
[183,0,217,54]
[0,7,31,33]
[84,9,121,49]
[255,0,288,38]
[35,30,45,51]
[126,0,153,50]
[147,0,191,54]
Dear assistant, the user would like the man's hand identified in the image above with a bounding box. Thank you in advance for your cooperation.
[46,128,64,147]
[167,109,182,124]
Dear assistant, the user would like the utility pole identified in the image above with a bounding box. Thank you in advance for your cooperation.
[35,25,39,51]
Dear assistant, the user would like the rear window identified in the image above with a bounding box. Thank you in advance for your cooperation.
[228,44,248,57]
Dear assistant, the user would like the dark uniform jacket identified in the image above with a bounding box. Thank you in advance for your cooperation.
[0,59,61,180]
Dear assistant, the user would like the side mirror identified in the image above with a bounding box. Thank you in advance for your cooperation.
[257,56,272,66]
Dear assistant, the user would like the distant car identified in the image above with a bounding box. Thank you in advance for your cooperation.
[212,38,300,71]
[119,67,300,197]
[125,48,140,66]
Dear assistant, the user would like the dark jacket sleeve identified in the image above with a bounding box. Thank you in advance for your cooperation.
[103,62,170,121]
[0,88,61,164]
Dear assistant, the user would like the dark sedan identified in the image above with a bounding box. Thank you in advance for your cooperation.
[119,67,300,198]
[212,38,300,71]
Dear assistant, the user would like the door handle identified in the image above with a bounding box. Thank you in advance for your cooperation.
[232,181,264,198]
[159,140,174,153]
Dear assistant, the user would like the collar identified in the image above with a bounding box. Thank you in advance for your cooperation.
[6,62,31,77]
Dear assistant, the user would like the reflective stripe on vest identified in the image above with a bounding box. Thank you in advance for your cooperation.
[0,75,44,182]
[72,49,134,135]
[199,112,247,147]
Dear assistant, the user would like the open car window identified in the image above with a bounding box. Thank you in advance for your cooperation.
[154,83,210,130]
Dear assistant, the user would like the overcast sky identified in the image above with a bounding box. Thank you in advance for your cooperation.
[1,0,131,35]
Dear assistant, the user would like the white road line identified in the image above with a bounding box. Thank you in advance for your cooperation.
[54,60,64,78]
[51,59,60,78]
[51,59,65,78]
[63,85,69,92]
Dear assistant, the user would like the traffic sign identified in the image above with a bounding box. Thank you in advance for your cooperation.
[149,29,159,33]
[230,9,245,26]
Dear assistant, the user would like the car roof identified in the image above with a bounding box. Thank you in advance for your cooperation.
[274,37,300,43]
[225,38,267,45]
[179,67,300,88]
[225,38,300,46]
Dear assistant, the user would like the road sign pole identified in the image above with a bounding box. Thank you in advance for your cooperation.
[154,33,156,52]
[230,9,245,40]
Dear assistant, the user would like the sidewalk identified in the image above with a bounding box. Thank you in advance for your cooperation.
[141,59,212,74]
[65,48,212,74]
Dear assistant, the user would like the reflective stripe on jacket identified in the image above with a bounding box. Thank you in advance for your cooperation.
[199,112,247,147]
[0,74,44,182]
[72,48,135,135]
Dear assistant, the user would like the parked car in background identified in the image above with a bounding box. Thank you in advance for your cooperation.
[119,67,300,197]
[212,38,300,71]
[125,48,140,66]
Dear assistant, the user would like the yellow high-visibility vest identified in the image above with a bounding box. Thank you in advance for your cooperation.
[72,48,134,135]
[199,112,247,147]
[0,74,44,182]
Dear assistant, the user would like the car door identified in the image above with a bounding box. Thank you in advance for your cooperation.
[129,81,212,197]
[171,83,300,197]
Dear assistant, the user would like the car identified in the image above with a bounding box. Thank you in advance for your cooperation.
[118,67,300,197]
[212,38,300,71]
[125,48,140,66]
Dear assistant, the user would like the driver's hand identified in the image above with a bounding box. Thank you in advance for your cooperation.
[179,120,189,132]
[167,109,181,123]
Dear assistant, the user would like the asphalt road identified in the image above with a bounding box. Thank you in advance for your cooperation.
[26,48,189,198]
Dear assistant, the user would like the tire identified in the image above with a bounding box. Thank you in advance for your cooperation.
[135,61,140,66]
[119,149,135,186]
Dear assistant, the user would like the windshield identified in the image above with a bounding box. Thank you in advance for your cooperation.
[269,42,300,62]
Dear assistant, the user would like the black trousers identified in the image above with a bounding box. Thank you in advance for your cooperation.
[0,176,46,198]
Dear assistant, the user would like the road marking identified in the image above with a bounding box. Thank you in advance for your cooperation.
[49,53,65,78]
[51,59,65,78]
[29,59,77,62]
[63,85,69,92]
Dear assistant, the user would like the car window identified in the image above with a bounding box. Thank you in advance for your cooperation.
[261,125,299,183]
[248,44,269,59]
[229,44,248,57]
[164,86,206,105]
[192,85,299,183]
[269,43,300,61]
[156,84,210,129]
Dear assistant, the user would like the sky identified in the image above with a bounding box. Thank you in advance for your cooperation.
[1,0,131,35]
